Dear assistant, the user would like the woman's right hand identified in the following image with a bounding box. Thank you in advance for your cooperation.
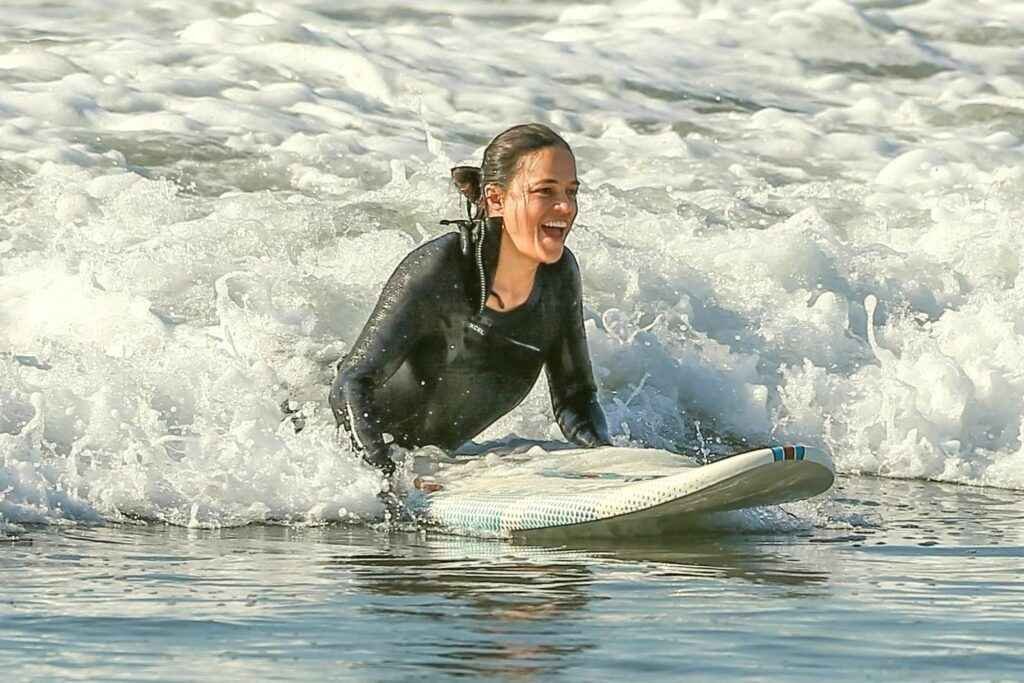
[362,448,396,475]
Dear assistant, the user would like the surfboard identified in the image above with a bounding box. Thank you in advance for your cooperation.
[409,445,834,541]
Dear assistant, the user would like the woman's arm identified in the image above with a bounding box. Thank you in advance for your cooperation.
[545,249,611,448]
[330,236,456,473]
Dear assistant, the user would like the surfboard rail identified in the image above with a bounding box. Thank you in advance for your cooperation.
[417,445,835,540]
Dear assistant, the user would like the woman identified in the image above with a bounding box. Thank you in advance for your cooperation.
[330,123,610,475]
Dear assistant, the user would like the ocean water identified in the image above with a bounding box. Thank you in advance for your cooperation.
[2,0,1024,678]
[4,476,1024,681]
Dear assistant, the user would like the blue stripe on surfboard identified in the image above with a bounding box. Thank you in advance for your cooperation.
[771,445,807,461]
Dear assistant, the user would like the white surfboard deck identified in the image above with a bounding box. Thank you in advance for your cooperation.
[410,445,834,541]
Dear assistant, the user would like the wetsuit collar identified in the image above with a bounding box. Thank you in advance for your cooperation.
[438,215,505,313]
[469,217,503,314]
[480,216,503,282]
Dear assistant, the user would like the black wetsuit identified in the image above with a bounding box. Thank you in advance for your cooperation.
[329,218,610,474]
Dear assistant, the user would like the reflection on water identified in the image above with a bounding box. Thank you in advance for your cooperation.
[2,475,1024,680]
[551,535,831,590]
[338,547,596,676]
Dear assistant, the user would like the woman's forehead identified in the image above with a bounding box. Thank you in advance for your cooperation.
[516,146,577,182]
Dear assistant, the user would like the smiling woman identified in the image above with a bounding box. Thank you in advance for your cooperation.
[329,123,610,475]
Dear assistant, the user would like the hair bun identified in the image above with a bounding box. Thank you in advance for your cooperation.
[450,165,482,203]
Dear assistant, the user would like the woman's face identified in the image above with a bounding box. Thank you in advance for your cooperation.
[488,145,578,265]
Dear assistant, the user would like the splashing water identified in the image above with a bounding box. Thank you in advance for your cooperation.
[3,0,1024,532]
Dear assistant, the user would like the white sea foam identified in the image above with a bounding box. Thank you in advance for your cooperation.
[2,0,1023,527]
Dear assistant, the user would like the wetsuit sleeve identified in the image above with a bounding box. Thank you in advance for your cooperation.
[329,239,452,474]
[545,250,611,448]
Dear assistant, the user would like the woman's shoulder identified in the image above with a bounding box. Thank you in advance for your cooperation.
[395,231,463,278]
[408,230,462,259]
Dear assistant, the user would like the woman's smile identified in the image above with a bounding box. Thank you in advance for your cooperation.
[540,219,569,243]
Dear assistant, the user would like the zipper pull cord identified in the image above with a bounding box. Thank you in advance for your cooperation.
[439,196,488,313]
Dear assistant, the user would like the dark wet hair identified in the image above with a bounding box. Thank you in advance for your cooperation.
[451,123,573,219]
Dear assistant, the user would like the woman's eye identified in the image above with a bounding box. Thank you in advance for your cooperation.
[531,186,578,199]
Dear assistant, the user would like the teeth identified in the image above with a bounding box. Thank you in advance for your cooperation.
[543,222,568,229]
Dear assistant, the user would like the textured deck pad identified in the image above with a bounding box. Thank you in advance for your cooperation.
[416,446,834,540]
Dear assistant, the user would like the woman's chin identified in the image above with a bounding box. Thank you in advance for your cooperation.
[536,240,565,263]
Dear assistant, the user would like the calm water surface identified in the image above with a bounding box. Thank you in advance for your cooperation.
[3,475,1023,682]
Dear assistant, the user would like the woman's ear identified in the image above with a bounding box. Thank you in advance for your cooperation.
[484,184,504,216]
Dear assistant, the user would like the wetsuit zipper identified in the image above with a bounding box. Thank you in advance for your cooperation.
[475,221,487,314]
